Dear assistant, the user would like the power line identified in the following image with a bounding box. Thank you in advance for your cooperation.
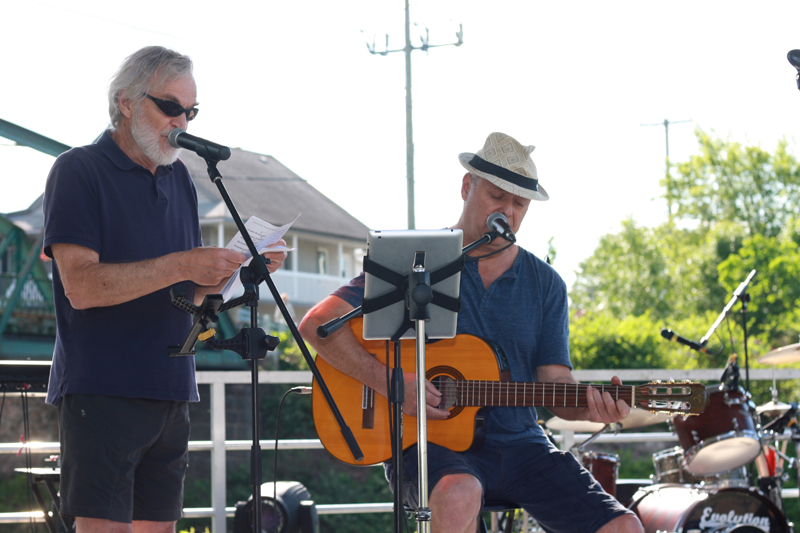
[365,1,463,229]
[641,118,692,225]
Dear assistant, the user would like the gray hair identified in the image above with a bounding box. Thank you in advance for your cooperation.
[107,46,193,129]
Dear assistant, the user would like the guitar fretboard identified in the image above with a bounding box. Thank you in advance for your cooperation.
[439,381,634,408]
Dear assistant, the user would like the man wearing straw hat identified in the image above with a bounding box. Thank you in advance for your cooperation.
[300,132,643,533]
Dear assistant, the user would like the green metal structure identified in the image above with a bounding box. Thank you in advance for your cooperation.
[0,215,56,358]
[0,119,247,368]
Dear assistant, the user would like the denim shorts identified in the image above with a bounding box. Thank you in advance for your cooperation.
[385,441,634,533]
[58,394,190,523]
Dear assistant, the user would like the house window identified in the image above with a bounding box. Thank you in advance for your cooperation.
[317,248,329,275]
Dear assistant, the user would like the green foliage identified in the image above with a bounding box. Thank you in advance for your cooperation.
[571,130,800,374]
[570,218,743,323]
[717,225,800,348]
[569,309,727,371]
[0,474,53,533]
[671,130,800,238]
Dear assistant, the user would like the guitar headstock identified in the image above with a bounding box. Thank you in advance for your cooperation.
[634,380,709,416]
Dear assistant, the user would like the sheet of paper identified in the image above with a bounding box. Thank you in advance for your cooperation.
[221,214,299,301]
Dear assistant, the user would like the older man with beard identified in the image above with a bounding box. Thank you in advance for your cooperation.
[42,46,285,533]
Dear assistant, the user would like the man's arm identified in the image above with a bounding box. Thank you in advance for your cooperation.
[51,243,245,310]
[298,295,448,420]
[537,364,631,424]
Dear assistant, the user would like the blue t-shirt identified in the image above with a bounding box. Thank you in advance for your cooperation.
[43,130,202,406]
[333,248,571,446]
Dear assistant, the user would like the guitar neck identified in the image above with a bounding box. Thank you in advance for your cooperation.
[447,381,633,408]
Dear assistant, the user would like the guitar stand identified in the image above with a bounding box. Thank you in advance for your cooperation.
[317,231,500,533]
[168,156,361,533]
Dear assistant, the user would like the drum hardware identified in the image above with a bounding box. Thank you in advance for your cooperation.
[652,447,750,489]
[630,485,790,533]
[756,366,792,418]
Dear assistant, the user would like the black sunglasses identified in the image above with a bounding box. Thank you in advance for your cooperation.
[145,94,199,121]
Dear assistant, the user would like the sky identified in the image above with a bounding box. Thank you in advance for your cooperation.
[3,1,800,291]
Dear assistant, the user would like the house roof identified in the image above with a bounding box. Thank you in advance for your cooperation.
[5,146,369,244]
[182,148,368,242]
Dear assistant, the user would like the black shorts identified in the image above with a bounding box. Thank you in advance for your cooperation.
[58,394,190,523]
[385,441,634,533]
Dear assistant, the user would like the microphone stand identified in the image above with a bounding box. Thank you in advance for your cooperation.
[699,269,757,393]
[317,231,500,533]
[170,157,361,533]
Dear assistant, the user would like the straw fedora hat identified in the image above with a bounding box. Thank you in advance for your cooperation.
[458,132,548,201]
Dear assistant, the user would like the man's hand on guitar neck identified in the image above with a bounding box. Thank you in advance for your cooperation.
[540,365,631,424]
[403,373,450,420]
[585,375,631,424]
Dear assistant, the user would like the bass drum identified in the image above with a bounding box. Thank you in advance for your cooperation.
[629,485,788,533]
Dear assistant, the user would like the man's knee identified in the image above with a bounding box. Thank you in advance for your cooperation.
[430,473,483,511]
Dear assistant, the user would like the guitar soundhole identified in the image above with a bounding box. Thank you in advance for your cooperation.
[432,375,457,410]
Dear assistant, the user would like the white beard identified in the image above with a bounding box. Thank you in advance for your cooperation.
[130,105,181,167]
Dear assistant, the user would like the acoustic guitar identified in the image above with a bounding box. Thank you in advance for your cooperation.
[312,317,708,465]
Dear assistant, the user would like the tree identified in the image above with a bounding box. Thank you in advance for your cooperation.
[570,218,743,322]
[717,217,800,350]
[671,131,800,238]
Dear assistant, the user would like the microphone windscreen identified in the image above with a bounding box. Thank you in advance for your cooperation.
[487,212,507,230]
[167,128,185,149]
[788,50,800,69]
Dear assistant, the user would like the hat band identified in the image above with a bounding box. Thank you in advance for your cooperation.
[469,155,538,191]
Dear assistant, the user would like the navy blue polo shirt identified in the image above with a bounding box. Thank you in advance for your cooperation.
[333,248,571,446]
[43,130,202,406]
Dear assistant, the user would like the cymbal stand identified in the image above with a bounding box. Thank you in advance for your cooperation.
[700,269,757,392]
[572,423,620,455]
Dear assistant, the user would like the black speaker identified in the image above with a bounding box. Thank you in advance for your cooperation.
[233,481,319,533]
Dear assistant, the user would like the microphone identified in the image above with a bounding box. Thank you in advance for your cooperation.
[787,50,800,90]
[660,328,710,354]
[788,50,800,69]
[487,213,516,243]
[168,128,231,161]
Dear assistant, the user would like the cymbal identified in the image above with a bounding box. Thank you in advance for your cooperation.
[544,417,605,432]
[756,400,792,417]
[758,343,800,365]
[621,409,671,429]
[544,409,669,432]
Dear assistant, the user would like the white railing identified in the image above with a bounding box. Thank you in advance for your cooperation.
[267,270,349,307]
[2,368,799,531]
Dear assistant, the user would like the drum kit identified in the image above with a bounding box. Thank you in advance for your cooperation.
[544,342,800,533]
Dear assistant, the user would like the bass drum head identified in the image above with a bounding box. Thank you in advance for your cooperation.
[630,485,789,533]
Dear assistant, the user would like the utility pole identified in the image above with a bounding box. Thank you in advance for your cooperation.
[366,0,463,229]
[641,118,691,225]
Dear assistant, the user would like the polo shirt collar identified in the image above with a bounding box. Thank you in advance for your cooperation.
[97,129,174,174]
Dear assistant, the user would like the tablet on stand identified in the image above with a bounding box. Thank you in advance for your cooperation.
[362,228,462,533]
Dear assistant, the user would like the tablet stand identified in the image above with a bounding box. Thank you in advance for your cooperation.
[169,157,361,533]
[317,230,500,533]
